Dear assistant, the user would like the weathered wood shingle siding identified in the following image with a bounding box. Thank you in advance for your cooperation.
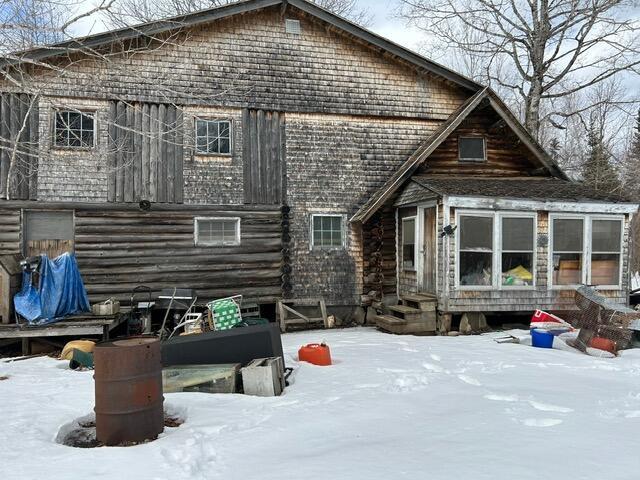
[14,8,468,119]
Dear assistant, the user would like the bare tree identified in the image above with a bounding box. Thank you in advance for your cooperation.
[396,0,640,140]
[106,0,372,28]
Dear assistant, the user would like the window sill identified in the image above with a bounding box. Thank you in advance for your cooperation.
[52,146,95,152]
[196,242,241,247]
[194,152,233,159]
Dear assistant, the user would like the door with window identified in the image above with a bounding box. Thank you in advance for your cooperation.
[421,207,437,293]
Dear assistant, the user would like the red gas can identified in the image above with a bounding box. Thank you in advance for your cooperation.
[298,343,332,366]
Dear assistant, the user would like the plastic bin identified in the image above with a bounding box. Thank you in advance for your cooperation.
[531,328,554,349]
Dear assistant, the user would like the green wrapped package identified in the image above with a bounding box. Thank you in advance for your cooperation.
[208,298,241,330]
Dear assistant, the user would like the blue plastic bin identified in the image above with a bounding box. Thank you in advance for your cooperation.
[531,328,554,348]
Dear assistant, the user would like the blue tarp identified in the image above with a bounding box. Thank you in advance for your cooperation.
[14,253,91,325]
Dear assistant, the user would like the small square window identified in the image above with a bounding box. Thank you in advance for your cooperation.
[195,217,240,246]
[459,137,485,162]
[195,119,232,155]
[54,110,95,148]
[311,214,344,249]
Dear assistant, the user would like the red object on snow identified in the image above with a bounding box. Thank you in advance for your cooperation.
[589,337,616,354]
[298,343,332,366]
[531,309,565,325]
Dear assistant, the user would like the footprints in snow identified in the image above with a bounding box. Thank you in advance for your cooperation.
[484,393,572,427]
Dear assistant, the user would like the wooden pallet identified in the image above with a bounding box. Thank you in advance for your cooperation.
[277,298,328,333]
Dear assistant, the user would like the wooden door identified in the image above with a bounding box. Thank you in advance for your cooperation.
[422,207,437,293]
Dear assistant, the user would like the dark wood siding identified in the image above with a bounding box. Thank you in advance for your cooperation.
[242,109,285,204]
[362,205,397,300]
[0,93,39,200]
[418,107,539,177]
[107,101,184,203]
[0,202,282,305]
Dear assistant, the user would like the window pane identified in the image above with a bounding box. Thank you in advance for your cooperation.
[81,114,93,130]
[322,230,332,245]
[68,112,81,129]
[591,253,620,285]
[553,253,582,285]
[502,217,533,251]
[313,230,322,246]
[331,230,342,246]
[196,135,207,152]
[460,216,492,250]
[592,220,621,252]
[219,121,230,137]
[219,138,230,154]
[313,216,322,231]
[553,218,583,251]
[402,218,415,245]
[460,252,492,286]
[196,120,206,137]
[209,138,219,154]
[197,219,239,245]
[403,244,415,269]
[502,253,533,286]
[459,137,485,161]
[81,130,93,147]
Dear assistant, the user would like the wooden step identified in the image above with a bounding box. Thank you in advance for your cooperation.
[401,293,437,303]
[375,314,407,327]
[401,294,437,311]
[388,304,423,321]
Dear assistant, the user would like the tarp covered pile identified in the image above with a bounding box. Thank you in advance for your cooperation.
[14,253,90,325]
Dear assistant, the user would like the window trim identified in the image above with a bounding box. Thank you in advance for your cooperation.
[455,210,538,291]
[458,136,486,162]
[52,108,97,150]
[548,213,624,290]
[309,213,346,251]
[194,117,233,156]
[194,216,241,247]
[401,215,417,272]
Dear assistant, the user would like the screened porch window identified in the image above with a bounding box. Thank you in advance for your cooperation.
[402,217,416,270]
[552,218,584,286]
[195,217,240,246]
[590,219,622,286]
[501,217,534,286]
[459,215,493,286]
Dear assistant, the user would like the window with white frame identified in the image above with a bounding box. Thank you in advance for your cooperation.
[458,214,493,286]
[311,214,344,249]
[402,217,416,270]
[551,215,623,287]
[458,136,486,162]
[195,119,231,155]
[54,110,95,148]
[195,217,240,246]
[501,216,535,286]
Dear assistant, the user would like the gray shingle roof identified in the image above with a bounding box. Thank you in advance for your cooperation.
[410,176,632,203]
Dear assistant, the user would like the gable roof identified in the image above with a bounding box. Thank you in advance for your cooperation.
[0,0,481,92]
[399,176,632,204]
[350,88,569,223]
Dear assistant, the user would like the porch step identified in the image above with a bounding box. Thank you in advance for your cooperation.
[375,314,436,336]
[401,294,437,311]
[388,305,423,321]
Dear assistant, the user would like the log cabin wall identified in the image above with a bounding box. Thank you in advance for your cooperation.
[362,205,397,301]
[441,208,631,313]
[0,202,282,305]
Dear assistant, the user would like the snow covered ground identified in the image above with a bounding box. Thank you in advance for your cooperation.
[1,327,640,480]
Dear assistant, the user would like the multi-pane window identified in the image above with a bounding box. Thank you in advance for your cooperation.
[195,217,240,246]
[551,215,623,287]
[501,217,535,286]
[195,119,231,155]
[54,110,95,148]
[311,215,344,249]
[591,219,622,286]
[459,215,493,286]
[458,137,485,162]
[402,217,416,270]
[551,218,584,286]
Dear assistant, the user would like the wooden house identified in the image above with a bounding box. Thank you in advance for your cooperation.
[0,0,636,334]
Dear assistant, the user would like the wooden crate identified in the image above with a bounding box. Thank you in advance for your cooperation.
[241,357,285,397]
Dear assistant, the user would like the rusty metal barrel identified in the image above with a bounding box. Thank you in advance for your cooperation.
[94,336,164,446]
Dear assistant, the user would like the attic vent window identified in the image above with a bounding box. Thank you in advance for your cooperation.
[285,18,301,35]
[458,136,486,162]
